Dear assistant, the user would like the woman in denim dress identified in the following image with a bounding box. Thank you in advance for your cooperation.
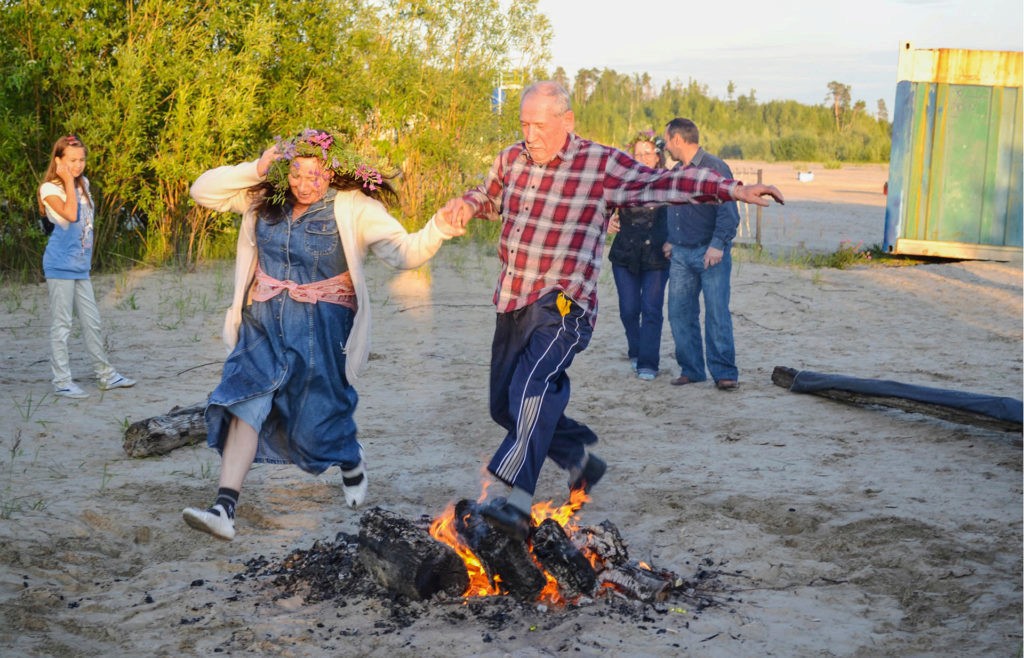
[182,130,462,540]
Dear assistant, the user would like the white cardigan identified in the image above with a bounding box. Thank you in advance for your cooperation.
[190,160,456,381]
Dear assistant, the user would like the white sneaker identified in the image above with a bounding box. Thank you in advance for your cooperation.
[183,504,236,540]
[341,461,368,508]
[99,373,136,391]
[55,382,89,399]
[637,370,656,381]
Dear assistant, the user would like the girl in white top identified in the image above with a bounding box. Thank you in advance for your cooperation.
[39,134,134,398]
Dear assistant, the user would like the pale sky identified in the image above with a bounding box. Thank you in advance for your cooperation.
[535,0,1023,113]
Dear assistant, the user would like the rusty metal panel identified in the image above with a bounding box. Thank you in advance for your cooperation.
[883,42,1023,260]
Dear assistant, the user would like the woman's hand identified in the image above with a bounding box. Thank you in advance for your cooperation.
[608,213,620,235]
[256,145,283,178]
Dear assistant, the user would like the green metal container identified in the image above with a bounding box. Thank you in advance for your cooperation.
[884,41,1023,260]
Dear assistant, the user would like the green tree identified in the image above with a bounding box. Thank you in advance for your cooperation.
[0,0,551,273]
[826,80,852,132]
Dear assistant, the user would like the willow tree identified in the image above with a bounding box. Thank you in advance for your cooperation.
[0,0,551,273]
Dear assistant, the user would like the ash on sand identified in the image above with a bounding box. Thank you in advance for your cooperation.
[240,518,740,635]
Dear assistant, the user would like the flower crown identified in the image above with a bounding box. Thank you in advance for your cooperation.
[264,129,383,204]
[630,129,665,152]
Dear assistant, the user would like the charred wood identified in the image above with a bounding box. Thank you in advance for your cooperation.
[599,560,677,602]
[453,499,545,602]
[572,520,630,569]
[532,518,597,599]
[357,507,468,601]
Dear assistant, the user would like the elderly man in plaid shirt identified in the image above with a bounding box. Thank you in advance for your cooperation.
[441,80,784,541]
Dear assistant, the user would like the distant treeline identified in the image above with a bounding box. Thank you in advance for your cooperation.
[0,0,890,275]
[562,70,891,164]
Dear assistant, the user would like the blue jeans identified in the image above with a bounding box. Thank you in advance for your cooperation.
[667,245,737,382]
[611,265,668,375]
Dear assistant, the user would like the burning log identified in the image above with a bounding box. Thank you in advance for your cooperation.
[122,402,206,457]
[572,520,630,568]
[599,560,679,602]
[357,507,469,601]
[453,499,546,602]
[531,518,597,600]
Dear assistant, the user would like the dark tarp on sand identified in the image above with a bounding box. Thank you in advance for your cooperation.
[789,370,1024,424]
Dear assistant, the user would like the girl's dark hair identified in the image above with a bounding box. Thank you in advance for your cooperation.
[248,169,399,224]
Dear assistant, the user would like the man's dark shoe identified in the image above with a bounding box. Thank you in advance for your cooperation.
[670,375,693,386]
[569,453,606,495]
[715,379,739,391]
[480,498,532,542]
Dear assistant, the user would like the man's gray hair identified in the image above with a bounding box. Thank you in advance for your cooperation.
[521,80,572,115]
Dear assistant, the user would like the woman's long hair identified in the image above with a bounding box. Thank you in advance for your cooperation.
[248,166,399,225]
[38,134,92,214]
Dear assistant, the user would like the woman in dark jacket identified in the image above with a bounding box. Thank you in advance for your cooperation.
[607,131,670,381]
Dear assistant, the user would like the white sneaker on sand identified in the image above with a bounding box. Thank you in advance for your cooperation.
[341,461,368,508]
[55,382,89,399]
[183,504,236,540]
[99,373,136,391]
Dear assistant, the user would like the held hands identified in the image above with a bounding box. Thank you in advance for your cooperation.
[733,183,785,207]
[608,213,621,235]
[434,204,467,237]
[438,197,474,232]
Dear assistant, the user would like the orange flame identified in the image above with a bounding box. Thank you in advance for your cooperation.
[429,502,501,597]
[530,486,590,531]
[429,487,594,604]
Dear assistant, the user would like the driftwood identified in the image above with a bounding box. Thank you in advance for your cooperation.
[532,518,597,600]
[772,366,1023,433]
[357,507,469,601]
[122,403,207,458]
[453,499,546,602]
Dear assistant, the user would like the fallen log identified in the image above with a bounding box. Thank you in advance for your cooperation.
[532,518,597,600]
[357,507,469,601]
[122,402,207,458]
[454,499,545,602]
[772,366,1023,433]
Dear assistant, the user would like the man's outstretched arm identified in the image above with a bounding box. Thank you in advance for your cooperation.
[732,183,785,207]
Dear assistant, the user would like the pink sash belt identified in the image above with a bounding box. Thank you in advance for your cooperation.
[251,265,357,311]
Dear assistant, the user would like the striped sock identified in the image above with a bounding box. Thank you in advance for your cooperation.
[214,487,239,519]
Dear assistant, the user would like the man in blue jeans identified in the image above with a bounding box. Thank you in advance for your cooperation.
[662,118,741,391]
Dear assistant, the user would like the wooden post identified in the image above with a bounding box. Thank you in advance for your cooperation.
[755,168,763,249]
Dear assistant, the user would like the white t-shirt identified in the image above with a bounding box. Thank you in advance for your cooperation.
[40,179,93,230]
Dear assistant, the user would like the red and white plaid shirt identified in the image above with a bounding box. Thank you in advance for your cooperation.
[462,133,740,321]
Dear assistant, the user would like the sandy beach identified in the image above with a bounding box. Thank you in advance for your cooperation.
[1,161,1021,657]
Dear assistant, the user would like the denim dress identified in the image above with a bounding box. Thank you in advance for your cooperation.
[205,190,361,474]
